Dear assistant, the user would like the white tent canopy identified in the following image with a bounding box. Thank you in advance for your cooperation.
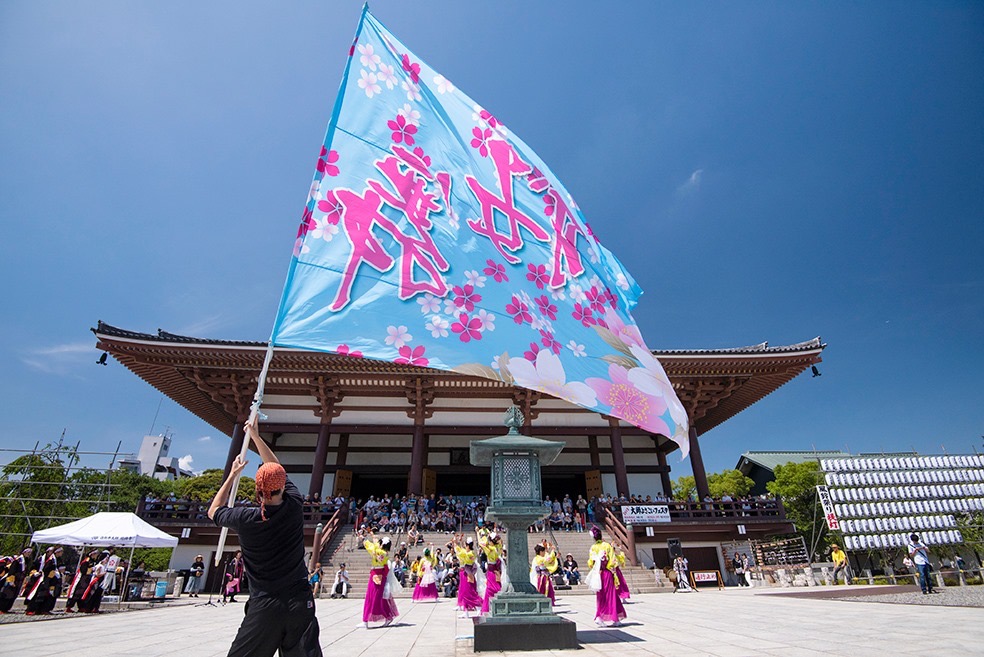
[31,512,179,548]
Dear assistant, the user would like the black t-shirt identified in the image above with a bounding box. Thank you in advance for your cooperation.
[213,478,308,597]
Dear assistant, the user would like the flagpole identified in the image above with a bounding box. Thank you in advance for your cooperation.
[214,342,276,566]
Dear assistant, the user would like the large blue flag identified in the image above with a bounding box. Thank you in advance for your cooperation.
[272,7,689,455]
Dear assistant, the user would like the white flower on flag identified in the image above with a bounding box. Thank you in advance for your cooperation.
[507,351,597,407]
[616,273,630,291]
[358,43,380,70]
[464,270,486,288]
[310,218,339,242]
[434,74,455,94]
[385,325,412,348]
[377,62,398,90]
[358,69,381,98]
[443,298,458,316]
[398,104,421,125]
[402,79,421,102]
[567,341,586,357]
[476,309,496,332]
[417,293,441,314]
[569,283,587,303]
[426,315,450,338]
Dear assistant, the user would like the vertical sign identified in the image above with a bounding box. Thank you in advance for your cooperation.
[816,485,840,530]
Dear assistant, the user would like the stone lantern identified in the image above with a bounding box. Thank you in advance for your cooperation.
[469,407,577,651]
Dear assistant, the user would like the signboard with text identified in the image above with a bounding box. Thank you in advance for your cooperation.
[622,504,671,524]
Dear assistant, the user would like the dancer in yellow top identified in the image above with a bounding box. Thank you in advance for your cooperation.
[477,526,504,613]
[531,540,559,605]
[586,526,626,626]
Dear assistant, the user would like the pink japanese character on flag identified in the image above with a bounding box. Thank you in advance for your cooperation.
[273,6,689,456]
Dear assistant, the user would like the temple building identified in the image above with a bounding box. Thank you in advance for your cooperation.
[94,322,823,504]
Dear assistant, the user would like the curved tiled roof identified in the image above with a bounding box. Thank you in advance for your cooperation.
[92,321,825,445]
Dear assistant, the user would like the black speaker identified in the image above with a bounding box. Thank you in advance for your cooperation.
[667,538,683,558]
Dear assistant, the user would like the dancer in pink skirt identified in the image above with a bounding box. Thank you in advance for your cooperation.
[361,532,399,628]
[477,527,504,613]
[452,534,482,615]
[531,541,559,605]
[614,543,631,601]
[412,546,439,602]
[586,526,626,627]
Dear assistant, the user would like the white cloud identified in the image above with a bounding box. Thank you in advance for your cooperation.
[676,168,704,196]
[21,341,98,376]
[197,435,212,443]
[178,454,194,471]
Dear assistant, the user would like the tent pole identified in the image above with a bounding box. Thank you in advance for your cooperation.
[118,545,135,608]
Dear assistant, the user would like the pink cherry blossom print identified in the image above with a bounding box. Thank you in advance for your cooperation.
[316,191,343,225]
[387,114,418,146]
[401,53,421,83]
[586,286,606,315]
[534,295,558,320]
[451,313,482,342]
[526,263,548,290]
[483,259,509,283]
[523,341,540,362]
[452,284,481,312]
[336,344,363,358]
[572,303,596,327]
[296,206,315,239]
[316,147,340,177]
[543,193,557,217]
[586,364,670,436]
[506,294,532,325]
[540,330,562,355]
[412,146,431,167]
[470,127,493,157]
[395,344,429,366]
[479,109,499,129]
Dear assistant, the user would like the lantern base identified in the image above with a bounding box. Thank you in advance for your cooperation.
[473,598,578,652]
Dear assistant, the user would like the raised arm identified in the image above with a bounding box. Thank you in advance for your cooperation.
[208,455,248,519]
[244,416,279,465]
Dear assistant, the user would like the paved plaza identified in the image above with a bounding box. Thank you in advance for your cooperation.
[1,586,981,657]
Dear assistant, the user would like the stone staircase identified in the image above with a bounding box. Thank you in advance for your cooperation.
[317,525,667,599]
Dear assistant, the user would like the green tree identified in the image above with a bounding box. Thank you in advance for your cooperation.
[176,469,255,502]
[0,443,82,554]
[672,475,696,501]
[766,461,830,552]
[707,469,755,498]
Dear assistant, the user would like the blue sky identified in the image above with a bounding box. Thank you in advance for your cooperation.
[1,1,981,477]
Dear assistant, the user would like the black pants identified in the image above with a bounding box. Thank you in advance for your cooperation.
[228,590,322,657]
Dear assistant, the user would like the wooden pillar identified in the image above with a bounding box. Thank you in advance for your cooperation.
[657,448,673,497]
[608,417,630,498]
[408,423,427,495]
[588,435,600,468]
[689,425,711,501]
[223,418,246,480]
[309,422,332,498]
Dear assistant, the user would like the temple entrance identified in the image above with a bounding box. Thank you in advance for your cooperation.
[432,468,490,497]
[541,472,587,501]
[349,472,409,501]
